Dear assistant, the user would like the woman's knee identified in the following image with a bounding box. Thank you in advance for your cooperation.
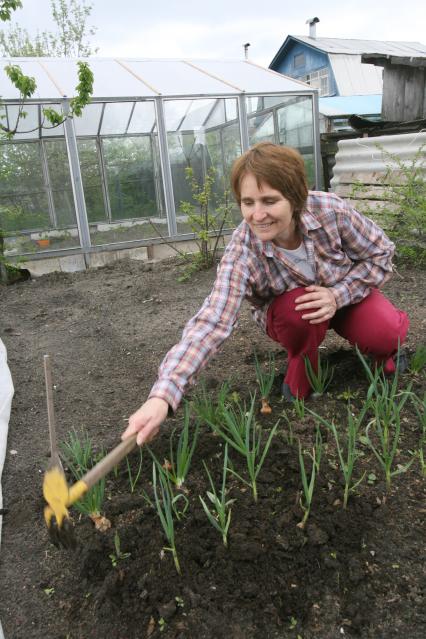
[335,291,409,355]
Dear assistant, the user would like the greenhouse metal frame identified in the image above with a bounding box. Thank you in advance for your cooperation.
[0,58,321,263]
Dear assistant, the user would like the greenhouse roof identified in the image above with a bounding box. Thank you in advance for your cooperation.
[0,57,312,101]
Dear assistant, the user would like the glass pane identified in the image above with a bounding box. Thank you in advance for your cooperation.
[165,97,242,235]
[277,96,315,186]
[7,104,39,139]
[77,139,106,223]
[43,139,80,249]
[89,135,164,246]
[41,104,65,137]
[100,102,133,135]
[246,94,315,188]
[74,103,103,136]
[0,143,50,254]
[127,101,156,134]
[248,112,275,144]
[0,140,79,255]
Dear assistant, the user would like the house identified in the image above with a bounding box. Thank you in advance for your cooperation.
[269,19,426,131]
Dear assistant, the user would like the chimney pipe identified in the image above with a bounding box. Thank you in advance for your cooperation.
[243,43,250,59]
[306,17,319,38]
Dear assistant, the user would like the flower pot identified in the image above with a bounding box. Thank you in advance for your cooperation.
[36,238,50,248]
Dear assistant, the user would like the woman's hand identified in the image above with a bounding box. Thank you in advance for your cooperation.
[295,285,337,324]
[121,397,169,446]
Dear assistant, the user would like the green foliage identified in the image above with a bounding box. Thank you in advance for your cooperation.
[207,393,280,502]
[350,144,426,266]
[0,1,22,22]
[409,345,426,375]
[177,166,233,276]
[199,444,235,547]
[0,0,98,57]
[304,353,334,395]
[152,462,181,574]
[0,1,95,138]
[297,427,322,528]
[125,446,144,494]
[191,380,230,429]
[109,531,131,567]
[356,347,414,490]
[166,403,199,488]
[308,404,368,508]
[253,349,276,401]
[61,428,106,517]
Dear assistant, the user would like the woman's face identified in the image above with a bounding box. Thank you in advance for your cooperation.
[239,172,297,248]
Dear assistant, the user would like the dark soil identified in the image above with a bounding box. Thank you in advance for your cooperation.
[0,257,425,639]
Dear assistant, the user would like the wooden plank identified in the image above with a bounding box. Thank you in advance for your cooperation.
[382,67,406,120]
[403,67,425,120]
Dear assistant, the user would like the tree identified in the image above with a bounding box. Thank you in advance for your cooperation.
[0,0,95,282]
[0,0,98,57]
[0,0,95,136]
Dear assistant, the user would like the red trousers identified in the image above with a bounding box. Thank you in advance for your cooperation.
[266,287,410,398]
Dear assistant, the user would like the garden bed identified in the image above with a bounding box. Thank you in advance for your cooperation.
[0,257,425,639]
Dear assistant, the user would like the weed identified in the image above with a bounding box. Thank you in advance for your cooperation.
[109,531,131,567]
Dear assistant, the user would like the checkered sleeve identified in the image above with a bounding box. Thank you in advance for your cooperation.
[330,200,395,308]
[148,245,250,411]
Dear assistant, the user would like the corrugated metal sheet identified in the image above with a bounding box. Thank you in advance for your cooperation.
[331,132,426,180]
[293,37,426,56]
[0,57,312,102]
[330,132,426,227]
[328,54,383,95]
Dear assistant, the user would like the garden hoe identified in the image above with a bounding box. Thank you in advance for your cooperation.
[42,354,138,549]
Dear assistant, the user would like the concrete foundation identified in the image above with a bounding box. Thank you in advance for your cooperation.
[22,236,230,277]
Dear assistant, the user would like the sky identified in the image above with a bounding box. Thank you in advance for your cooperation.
[5,0,426,67]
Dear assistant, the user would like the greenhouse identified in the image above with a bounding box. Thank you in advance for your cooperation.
[0,57,321,267]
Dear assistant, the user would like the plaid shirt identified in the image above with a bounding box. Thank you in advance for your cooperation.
[149,191,395,411]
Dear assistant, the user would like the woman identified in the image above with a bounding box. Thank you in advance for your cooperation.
[122,142,409,445]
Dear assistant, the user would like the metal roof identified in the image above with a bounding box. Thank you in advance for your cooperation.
[329,54,384,95]
[319,94,382,117]
[0,57,312,102]
[290,37,426,56]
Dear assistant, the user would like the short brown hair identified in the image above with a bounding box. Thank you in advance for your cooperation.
[231,142,308,223]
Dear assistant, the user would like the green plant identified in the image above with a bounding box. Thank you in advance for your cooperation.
[152,463,182,574]
[191,380,230,428]
[199,444,235,547]
[207,394,280,502]
[411,392,426,477]
[180,166,233,270]
[253,350,276,413]
[166,403,199,488]
[61,429,106,520]
[293,396,306,421]
[409,345,426,375]
[109,531,131,567]
[304,354,334,395]
[351,144,426,266]
[150,167,233,279]
[308,404,368,508]
[126,446,144,493]
[297,428,322,528]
